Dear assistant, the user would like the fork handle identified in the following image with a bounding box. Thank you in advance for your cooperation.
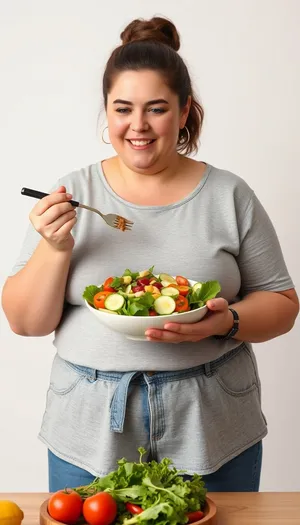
[21,187,79,207]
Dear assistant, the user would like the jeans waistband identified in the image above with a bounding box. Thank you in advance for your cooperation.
[68,344,245,434]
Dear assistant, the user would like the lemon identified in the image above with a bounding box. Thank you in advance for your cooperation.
[0,501,24,525]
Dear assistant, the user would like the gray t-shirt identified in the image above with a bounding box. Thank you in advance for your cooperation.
[11,162,294,371]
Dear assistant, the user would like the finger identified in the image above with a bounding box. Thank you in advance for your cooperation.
[206,298,228,311]
[162,319,212,336]
[145,328,202,343]
[43,209,77,235]
[55,215,77,237]
[41,201,75,224]
[33,189,73,216]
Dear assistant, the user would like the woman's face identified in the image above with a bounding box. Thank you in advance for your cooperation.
[106,69,190,173]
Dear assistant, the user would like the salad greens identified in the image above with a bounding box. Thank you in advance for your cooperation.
[82,266,221,317]
[74,448,207,525]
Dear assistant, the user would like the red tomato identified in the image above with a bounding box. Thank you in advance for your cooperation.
[176,276,189,286]
[175,295,189,313]
[177,285,190,296]
[167,284,190,296]
[83,492,117,525]
[186,510,204,522]
[103,277,116,291]
[93,291,113,309]
[48,490,83,525]
[125,502,143,514]
[149,309,158,316]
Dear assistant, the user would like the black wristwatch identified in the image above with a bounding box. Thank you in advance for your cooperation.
[214,308,239,340]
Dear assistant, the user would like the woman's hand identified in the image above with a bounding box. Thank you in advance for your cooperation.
[29,186,77,252]
[145,298,233,343]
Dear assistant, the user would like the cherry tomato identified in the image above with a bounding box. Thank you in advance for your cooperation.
[176,276,189,286]
[137,278,150,286]
[93,291,113,309]
[149,309,158,316]
[83,492,117,525]
[48,490,83,525]
[186,510,204,522]
[125,502,143,514]
[150,281,162,289]
[167,284,190,296]
[103,277,116,291]
[175,295,189,313]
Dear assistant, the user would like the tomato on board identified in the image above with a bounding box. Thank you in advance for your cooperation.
[103,277,116,291]
[186,510,204,522]
[175,295,189,313]
[83,492,117,525]
[47,490,83,525]
[176,276,189,287]
[125,502,143,514]
[93,291,113,309]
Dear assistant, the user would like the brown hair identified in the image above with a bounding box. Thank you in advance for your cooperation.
[103,17,204,155]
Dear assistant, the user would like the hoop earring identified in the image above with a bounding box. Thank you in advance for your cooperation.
[101,126,111,145]
[178,125,190,145]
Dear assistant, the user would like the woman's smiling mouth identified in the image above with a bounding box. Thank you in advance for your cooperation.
[126,139,156,150]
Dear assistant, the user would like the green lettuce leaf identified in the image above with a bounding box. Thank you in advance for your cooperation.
[82,285,100,305]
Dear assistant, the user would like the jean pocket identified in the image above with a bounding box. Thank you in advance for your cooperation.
[49,354,88,395]
[215,345,259,397]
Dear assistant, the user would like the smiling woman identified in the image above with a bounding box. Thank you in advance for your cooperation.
[1,15,298,499]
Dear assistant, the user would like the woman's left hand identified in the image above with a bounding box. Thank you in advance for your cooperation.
[145,298,233,343]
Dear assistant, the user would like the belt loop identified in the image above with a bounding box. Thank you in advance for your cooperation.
[110,371,139,433]
[87,368,97,382]
[204,362,212,377]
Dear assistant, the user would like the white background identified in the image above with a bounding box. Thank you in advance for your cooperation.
[0,0,299,491]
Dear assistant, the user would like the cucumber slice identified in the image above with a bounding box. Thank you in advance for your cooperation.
[125,284,132,294]
[161,286,179,298]
[96,307,118,315]
[159,273,177,284]
[104,293,125,312]
[192,282,203,292]
[154,296,176,315]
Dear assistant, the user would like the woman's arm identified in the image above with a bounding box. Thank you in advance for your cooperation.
[2,239,72,337]
[1,186,76,336]
[224,289,299,343]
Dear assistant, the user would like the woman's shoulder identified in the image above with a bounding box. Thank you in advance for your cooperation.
[58,161,101,187]
[207,163,254,204]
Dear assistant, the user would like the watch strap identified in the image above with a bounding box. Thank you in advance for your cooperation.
[214,307,239,340]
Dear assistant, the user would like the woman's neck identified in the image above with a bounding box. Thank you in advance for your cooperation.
[101,155,206,206]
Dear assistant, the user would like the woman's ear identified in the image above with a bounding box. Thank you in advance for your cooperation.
[180,95,191,128]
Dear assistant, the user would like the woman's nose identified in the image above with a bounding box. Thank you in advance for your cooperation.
[131,112,149,133]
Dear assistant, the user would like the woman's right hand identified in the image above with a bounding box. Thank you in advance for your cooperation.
[29,185,77,251]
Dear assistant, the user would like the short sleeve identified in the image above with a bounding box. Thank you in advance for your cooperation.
[237,192,294,296]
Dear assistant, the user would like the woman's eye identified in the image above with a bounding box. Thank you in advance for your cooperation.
[116,108,131,114]
[149,108,165,114]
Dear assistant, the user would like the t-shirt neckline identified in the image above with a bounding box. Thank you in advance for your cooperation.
[95,161,212,211]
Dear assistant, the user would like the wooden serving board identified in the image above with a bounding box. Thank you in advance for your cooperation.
[40,496,217,525]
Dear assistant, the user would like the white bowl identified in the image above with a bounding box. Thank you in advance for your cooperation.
[84,278,208,341]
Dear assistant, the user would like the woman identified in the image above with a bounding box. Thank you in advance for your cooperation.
[2,16,298,493]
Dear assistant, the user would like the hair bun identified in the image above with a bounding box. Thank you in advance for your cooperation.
[120,17,180,51]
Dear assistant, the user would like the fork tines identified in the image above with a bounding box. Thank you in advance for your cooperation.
[114,216,134,231]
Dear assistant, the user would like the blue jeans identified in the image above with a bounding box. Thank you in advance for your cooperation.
[48,440,262,492]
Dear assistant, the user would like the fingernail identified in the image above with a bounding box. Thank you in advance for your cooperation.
[210,301,216,307]
[66,193,72,199]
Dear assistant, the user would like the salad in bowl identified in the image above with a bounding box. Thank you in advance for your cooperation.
[83,267,221,340]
